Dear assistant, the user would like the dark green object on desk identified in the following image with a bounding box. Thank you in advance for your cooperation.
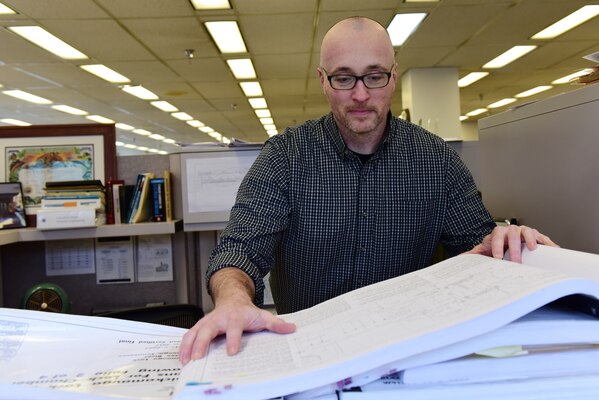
[21,282,71,313]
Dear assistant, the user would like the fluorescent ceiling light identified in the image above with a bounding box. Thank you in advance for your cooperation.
[149,134,165,140]
[552,69,594,84]
[459,116,468,121]
[124,143,137,149]
[151,101,178,112]
[457,72,489,88]
[137,146,149,151]
[465,108,487,117]
[133,128,152,136]
[115,141,125,146]
[1,118,30,126]
[208,132,222,140]
[186,120,205,127]
[121,85,159,100]
[8,26,88,60]
[190,0,231,10]
[515,85,552,98]
[226,59,256,79]
[115,123,135,130]
[255,109,271,118]
[80,64,130,83]
[171,112,193,121]
[487,98,516,108]
[158,150,168,155]
[2,89,52,104]
[483,45,537,69]
[0,3,16,13]
[387,13,427,46]
[86,115,114,124]
[204,21,247,53]
[199,126,214,133]
[532,5,599,39]
[267,129,278,136]
[221,137,231,144]
[52,105,88,115]
[248,97,267,109]
[263,124,277,130]
[239,82,263,97]
[260,117,274,125]
[163,138,176,144]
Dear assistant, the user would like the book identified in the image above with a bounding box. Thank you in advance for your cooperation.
[126,173,154,224]
[118,184,135,224]
[2,245,599,400]
[338,306,599,393]
[40,195,103,210]
[105,179,124,224]
[45,180,104,190]
[36,206,97,230]
[150,177,166,222]
[163,170,173,222]
[174,245,599,400]
[339,373,599,399]
[111,182,123,224]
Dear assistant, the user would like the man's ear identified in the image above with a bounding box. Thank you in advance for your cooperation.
[317,67,326,92]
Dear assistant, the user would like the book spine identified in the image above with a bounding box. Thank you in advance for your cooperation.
[126,174,145,224]
[106,179,125,225]
[163,170,173,221]
[112,183,122,225]
[106,179,114,224]
[130,173,155,224]
[118,185,134,223]
[150,178,166,222]
[41,198,102,209]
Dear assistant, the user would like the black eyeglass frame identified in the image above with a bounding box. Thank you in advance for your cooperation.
[321,66,395,90]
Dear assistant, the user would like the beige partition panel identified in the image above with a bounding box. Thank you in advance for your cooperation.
[478,83,599,254]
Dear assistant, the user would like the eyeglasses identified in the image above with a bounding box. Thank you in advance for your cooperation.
[322,67,394,90]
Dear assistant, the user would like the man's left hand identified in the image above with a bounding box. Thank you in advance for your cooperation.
[466,225,558,263]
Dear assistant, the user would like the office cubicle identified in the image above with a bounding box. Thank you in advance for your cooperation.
[478,83,599,254]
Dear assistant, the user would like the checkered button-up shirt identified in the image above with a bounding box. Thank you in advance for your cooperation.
[208,113,495,314]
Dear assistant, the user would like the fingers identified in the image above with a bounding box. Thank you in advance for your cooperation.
[178,306,298,365]
[490,226,509,259]
[179,320,222,365]
[225,313,246,356]
[486,224,555,263]
[264,313,297,335]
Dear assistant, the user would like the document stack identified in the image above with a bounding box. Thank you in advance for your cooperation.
[1,246,599,400]
[36,180,106,229]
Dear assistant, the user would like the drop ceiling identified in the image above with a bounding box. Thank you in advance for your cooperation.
[0,0,598,155]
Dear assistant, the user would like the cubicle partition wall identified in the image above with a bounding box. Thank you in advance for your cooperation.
[169,146,261,312]
[478,83,599,254]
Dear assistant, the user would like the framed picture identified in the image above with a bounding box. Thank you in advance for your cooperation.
[0,182,27,229]
[0,123,116,222]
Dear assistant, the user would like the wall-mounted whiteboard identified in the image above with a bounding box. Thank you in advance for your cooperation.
[173,147,261,230]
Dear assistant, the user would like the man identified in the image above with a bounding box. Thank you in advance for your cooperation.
[179,16,556,365]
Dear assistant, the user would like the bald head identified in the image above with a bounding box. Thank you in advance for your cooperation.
[320,17,395,70]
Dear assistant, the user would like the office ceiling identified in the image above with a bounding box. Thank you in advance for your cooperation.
[0,0,598,155]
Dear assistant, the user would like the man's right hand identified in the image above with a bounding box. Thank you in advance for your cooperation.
[178,268,296,365]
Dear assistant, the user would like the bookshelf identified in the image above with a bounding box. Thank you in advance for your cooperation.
[0,220,188,314]
[0,220,182,244]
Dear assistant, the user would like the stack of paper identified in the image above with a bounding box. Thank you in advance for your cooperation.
[2,246,599,400]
